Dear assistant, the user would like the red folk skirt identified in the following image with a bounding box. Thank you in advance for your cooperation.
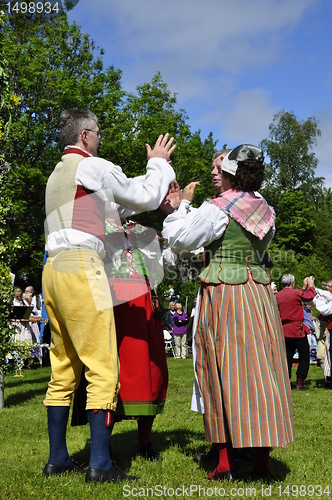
[109,275,168,417]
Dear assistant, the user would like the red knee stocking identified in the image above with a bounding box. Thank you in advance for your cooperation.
[137,416,154,449]
[215,442,236,473]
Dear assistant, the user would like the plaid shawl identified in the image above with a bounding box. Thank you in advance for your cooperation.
[210,190,275,240]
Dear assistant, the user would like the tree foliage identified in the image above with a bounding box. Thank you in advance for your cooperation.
[311,210,332,270]
[259,110,332,288]
[261,110,324,209]
[319,187,332,217]
[272,190,315,254]
[2,10,123,287]
[1,9,18,404]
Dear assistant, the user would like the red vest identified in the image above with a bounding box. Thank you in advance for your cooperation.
[45,148,105,246]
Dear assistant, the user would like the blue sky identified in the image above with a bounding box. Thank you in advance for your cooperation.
[67,0,332,187]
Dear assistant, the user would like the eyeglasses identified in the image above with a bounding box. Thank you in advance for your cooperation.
[85,129,102,139]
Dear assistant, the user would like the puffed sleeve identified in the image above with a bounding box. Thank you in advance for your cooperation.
[313,297,332,316]
[76,156,175,215]
[162,200,229,252]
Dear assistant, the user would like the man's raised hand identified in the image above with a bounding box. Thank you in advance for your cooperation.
[146,133,176,161]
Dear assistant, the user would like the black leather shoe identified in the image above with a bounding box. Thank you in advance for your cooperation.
[85,465,137,483]
[208,469,239,481]
[248,469,275,482]
[43,458,85,476]
[193,445,219,464]
[138,442,163,461]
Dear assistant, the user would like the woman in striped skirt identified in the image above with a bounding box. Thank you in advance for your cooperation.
[162,144,294,481]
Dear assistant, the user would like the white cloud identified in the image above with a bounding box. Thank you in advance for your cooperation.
[222,88,278,145]
[70,0,316,83]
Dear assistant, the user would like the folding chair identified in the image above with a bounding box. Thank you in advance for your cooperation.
[163,330,175,358]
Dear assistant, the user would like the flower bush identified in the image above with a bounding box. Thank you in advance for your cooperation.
[0,261,13,370]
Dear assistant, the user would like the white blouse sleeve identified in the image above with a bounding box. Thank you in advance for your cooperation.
[76,156,175,215]
[313,298,332,316]
[162,200,229,252]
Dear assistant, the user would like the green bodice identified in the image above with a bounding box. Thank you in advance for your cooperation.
[199,217,272,285]
[108,245,148,277]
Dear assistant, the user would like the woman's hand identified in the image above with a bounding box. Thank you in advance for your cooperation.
[182,181,201,203]
[160,180,182,214]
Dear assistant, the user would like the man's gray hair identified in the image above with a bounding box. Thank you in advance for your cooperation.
[213,149,232,160]
[281,274,295,287]
[59,109,98,147]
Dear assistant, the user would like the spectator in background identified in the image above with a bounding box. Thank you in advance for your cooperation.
[186,297,197,350]
[316,320,327,370]
[22,292,41,340]
[25,285,42,314]
[22,291,42,363]
[165,301,176,332]
[276,274,315,391]
[303,303,318,365]
[271,282,278,296]
[13,287,23,306]
[191,297,197,318]
[164,284,178,303]
[312,279,332,387]
[172,302,188,359]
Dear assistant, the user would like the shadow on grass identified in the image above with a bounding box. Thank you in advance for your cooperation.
[5,375,50,389]
[4,366,50,406]
[71,427,291,481]
[5,386,48,407]
[314,379,326,388]
[73,427,211,468]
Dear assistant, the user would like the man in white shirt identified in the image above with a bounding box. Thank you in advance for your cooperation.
[312,280,332,386]
[42,108,176,483]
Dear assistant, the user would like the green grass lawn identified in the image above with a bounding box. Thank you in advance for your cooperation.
[1,360,332,499]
